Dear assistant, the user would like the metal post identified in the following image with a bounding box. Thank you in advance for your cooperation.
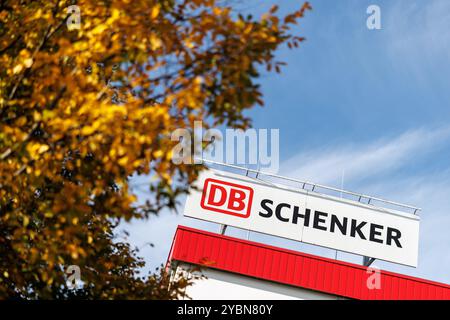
[220,224,227,235]
[363,256,376,267]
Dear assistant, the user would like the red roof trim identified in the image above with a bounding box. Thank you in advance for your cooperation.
[169,225,450,300]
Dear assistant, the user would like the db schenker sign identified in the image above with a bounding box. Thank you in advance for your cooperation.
[183,169,420,267]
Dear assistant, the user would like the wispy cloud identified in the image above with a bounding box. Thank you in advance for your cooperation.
[281,126,450,187]
[384,0,450,93]
[387,0,450,60]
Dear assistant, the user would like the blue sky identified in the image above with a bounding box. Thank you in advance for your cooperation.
[124,0,450,285]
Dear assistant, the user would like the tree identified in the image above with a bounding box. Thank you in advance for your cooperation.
[0,0,310,299]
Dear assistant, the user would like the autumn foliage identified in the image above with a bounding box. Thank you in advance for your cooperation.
[0,0,310,298]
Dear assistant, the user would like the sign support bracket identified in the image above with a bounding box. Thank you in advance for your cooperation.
[220,224,228,235]
[363,256,376,267]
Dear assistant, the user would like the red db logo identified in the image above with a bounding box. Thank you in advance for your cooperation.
[201,178,253,218]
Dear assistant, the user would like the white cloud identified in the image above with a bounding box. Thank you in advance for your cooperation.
[385,0,450,88]
[281,126,450,187]
[387,0,450,58]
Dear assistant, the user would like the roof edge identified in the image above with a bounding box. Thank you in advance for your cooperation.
[173,225,450,290]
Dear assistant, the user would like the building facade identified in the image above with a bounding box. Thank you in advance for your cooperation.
[168,226,450,300]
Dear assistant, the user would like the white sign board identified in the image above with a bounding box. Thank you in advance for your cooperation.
[183,169,420,267]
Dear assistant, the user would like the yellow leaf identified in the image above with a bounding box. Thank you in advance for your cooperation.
[91,24,108,35]
[13,64,23,74]
[16,116,27,126]
[108,8,120,23]
[118,156,128,166]
[151,4,161,19]
[81,126,96,135]
[149,34,162,50]
[38,145,49,154]
[153,150,163,158]
[24,58,33,68]
[33,9,43,19]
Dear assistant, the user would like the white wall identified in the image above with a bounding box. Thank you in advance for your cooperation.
[173,262,340,300]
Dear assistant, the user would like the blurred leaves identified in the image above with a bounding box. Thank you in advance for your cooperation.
[0,0,310,299]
